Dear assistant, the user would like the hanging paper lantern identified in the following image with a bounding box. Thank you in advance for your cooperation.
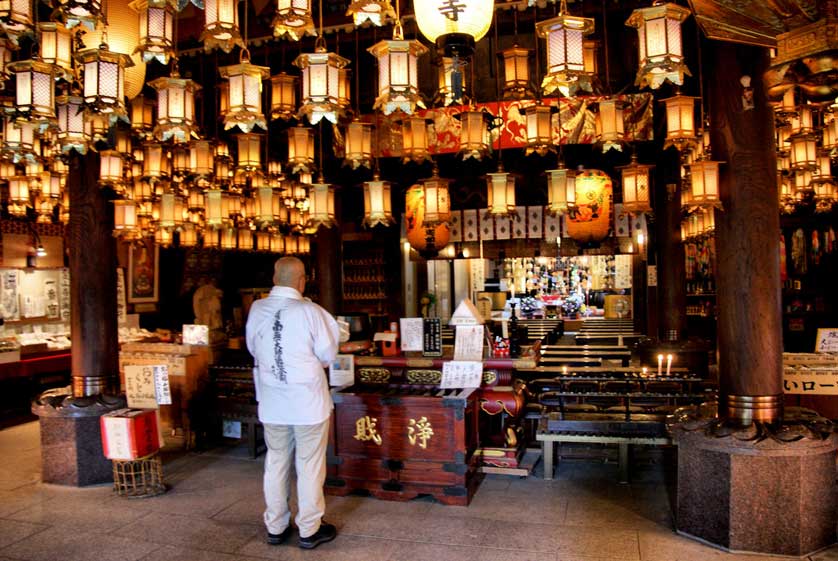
[39,171,63,199]
[344,120,373,170]
[662,94,698,151]
[202,0,244,53]
[363,175,394,227]
[113,199,138,234]
[7,59,57,123]
[157,191,185,229]
[583,39,599,75]
[457,109,493,161]
[519,104,555,156]
[270,72,297,120]
[546,165,576,215]
[143,142,169,179]
[220,50,270,133]
[368,23,427,115]
[189,140,214,178]
[789,133,818,171]
[420,168,451,225]
[130,95,155,138]
[414,0,493,56]
[405,183,450,256]
[501,45,533,100]
[625,2,691,89]
[99,150,125,188]
[536,7,595,97]
[789,104,815,136]
[172,145,191,176]
[0,0,33,42]
[0,37,15,82]
[346,0,395,27]
[487,170,515,216]
[177,225,198,247]
[3,117,37,161]
[287,124,315,173]
[793,169,814,194]
[689,159,723,210]
[148,68,201,143]
[308,181,336,229]
[294,39,350,125]
[401,116,430,164]
[267,160,283,179]
[236,133,262,172]
[204,188,224,226]
[253,186,283,225]
[37,23,73,77]
[566,168,613,244]
[273,0,315,40]
[8,175,30,204]
[618,154,654,214]
[236,227,253,251]
[75,43,134,115]
[132,0,175,64]
[337,67,352,110]
[596,99,625,153]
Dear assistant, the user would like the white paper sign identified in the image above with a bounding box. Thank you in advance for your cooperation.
[222,420,242,438]
[329,354,355,387]
[400,317,424,351]
[116,268,127,326]
[124,364,160,409]
[454,325,484,361]
[816,329,838,353]
[153,365,172,405]
[183,324,210,345]
[441,361,483,389]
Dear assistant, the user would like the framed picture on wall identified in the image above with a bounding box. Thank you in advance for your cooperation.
[127,238,159,303]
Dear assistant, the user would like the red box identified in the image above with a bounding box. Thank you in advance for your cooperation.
[100,409,160,460]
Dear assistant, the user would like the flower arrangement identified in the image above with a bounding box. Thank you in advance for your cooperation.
[561,293,584,316]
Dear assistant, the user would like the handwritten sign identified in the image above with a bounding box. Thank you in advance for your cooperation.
[183,324,210,346]
[783,366,838,395]
[124,364,171,407]
[124,365,159,409]
[441,361,483,389]
[454,325,484,361]
[116,268,127,326]
[329,354,355,387]
[400,318,424,352]
[815,329,838,353]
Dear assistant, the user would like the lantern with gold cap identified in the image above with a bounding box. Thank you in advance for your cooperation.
[270,72,297,120]
[113,199,139,236]
[0,0,33,41]
[662,94,697,151]
[132,0,175,64]
[344,120,373,170]
[37,23,72,77]
[368,21,427,115]
[596,99,625,153]
[420,165,451,225]
[307,178,336,229]
[518,103,555,156]
[401,116,430,164]
[456,108,494,161]
[546,164,576,215]
[75,42,134,116]
[501,45,533,100]
[536,0,595,97]
[487,166,516,217]
[689,158,724,210]
[287,124,315,173]
[618,153,654,214]
[273,0,315,40]
[7,59,57,123]
[346,0,395,26]
[148,63,201,143]
[294,38,350,125]
[201,0,244,53]
[625,2,691,89]
[220,49,270,132]
[363,173,394,227]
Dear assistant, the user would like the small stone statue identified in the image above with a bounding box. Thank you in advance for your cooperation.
[193,278,225,342]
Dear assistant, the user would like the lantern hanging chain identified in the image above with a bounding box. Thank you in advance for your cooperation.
[559,0,567,16]
[602,0,610,95]
[696,19,707,156]
[513,8,518,44]
[318,120,324,182]
[315,0,324,50]
[393,0,402,39]
[493,9,503,169]
[102,0,109,46]
[354,27,360,115]
[242,0,249,61]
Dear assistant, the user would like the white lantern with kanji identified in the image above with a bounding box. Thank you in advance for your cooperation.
[294,39,350,125]
[368,25,427,115]
[220,50,270,133]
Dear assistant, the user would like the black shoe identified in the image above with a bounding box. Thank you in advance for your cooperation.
[266,526,293,546]
[298,523,337,549]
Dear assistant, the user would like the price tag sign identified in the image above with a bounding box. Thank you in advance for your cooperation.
[441,361,483,389]
[400,318,423,352]
[422,318,443,357]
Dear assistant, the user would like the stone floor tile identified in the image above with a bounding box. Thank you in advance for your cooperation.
[637,528,791,561]
[812,545,838,561]
[112,512,259,554]
[0,519,46,549]
[554,525,641,560]
[427,490,567,525]
[479,547,559,561]
[136,544,268,561]
[126,486,250,518]
[480,520,562,554]
[387,541,482,561]
[338,511,493,548]
[8,492,150,532]
[0,526,161,561]
[238,533,396,561]
[564,497,670,531]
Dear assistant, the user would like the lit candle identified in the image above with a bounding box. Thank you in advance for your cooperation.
[666,354,673,376]
[562,365,568,376]
[657,354,663,377]
[642,366,648,378]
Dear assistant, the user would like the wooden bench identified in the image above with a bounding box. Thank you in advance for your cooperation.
[536,415,671,483]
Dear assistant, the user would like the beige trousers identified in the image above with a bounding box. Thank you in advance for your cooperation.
[262,419,330,538]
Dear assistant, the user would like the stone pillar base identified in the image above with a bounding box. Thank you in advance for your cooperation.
[33,389,126,487]
[675,427,838,557]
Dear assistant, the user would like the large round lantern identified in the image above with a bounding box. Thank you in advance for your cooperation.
[566,169,613,244]
[414,0,493,55]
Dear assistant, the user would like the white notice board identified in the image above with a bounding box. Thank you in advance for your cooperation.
[815,329,838,353]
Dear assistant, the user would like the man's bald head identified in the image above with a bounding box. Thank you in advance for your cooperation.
[273,256,306,289]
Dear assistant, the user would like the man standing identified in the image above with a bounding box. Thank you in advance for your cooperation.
[246,256,341,549]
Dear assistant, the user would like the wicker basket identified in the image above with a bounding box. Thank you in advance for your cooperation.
[112,453,166,498]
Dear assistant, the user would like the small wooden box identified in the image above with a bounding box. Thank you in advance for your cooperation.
[327,384,482,505]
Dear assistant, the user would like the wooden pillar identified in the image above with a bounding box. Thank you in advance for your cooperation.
[68,151,120,397]
[314,225,342,315]
[655,176,687,342]
[708,43,783,423]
